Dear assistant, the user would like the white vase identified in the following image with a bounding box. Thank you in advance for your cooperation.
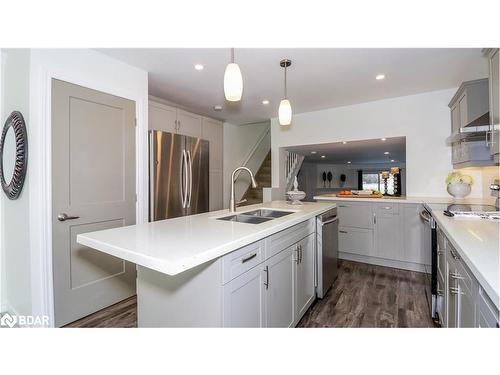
[447,182,471,199]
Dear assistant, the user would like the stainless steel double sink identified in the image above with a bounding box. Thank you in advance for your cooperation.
[217,209,294,224]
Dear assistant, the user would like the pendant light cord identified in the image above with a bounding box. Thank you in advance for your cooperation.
[284,64,287,99]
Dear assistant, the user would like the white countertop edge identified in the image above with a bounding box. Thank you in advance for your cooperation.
[77,203,336,276]
[430,213,499,310]
[314,195,496,205]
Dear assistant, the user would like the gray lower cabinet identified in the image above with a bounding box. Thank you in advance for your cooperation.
[439,227,499,328]
[333,200,427,270]
[222,264,266,327]
[295,234,316,319]
[373,203,401,260]
[222,219,316,328]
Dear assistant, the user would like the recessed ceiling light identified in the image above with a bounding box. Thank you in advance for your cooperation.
[262,100,270,105]
[311,151,317,154]
[347,161,351,164]
[342,141,347,144]
[391,159,395,162]
[213,105,223,111]
[381,138,386,141]
[194,64,204,71]
[321,155,326,159]
[376,74,385,80]
[384,151,390,155]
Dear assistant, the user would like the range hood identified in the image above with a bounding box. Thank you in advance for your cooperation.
[446,123,498,144]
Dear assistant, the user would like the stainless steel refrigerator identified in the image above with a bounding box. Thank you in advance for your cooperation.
[149,130,209,221]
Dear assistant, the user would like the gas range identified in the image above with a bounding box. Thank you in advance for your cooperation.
[444,204,500,220]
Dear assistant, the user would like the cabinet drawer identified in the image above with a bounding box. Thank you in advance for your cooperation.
[336,202,373,229]
[373,202,399,215]
[222,240,264,284]
[478,287,500,328]
[339,226,373,257]
[265,219,314,260]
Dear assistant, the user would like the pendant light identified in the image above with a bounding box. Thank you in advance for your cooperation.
[224,48,243,102]
[279,59,292,126]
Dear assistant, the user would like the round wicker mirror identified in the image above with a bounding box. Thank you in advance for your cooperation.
[0,111,28,200]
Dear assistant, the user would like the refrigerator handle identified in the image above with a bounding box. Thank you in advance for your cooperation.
[181,149,188,208]
[148,131,154,222]
[187,150,193,208]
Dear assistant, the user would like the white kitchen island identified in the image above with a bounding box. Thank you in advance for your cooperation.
[77,201,336,327]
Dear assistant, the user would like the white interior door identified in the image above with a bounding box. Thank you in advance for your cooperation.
[52,79,136,327]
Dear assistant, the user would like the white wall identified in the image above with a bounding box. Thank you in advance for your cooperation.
[26,49,148,324]
[0,49,32,316]
[272,89,460,198]
[223,121,270,207]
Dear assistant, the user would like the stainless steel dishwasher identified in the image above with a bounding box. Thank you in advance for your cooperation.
[316,208,339,299]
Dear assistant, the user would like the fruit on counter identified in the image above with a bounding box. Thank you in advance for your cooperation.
[338,190,351,195]
[372,190,381,195]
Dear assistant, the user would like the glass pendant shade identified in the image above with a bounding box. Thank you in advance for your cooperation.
[279,99,292,126]
[224,63,243,101]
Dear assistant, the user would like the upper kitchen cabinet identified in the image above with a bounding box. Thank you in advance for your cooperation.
[149,97,202,138]
[201,117,224,171]
[449,79,489,130]
[149,100,177,133]
[176,109,202,138]
[485,48,500,163]
[447,78,496,168]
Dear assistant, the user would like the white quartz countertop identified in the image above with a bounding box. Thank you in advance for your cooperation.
[426,203,500,309]
[314,194,496,206]
[77,201,336,276]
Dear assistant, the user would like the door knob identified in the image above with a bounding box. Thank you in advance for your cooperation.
[57,213,80,221]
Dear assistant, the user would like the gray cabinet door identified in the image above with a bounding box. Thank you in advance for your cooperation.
[458,278,476,328]
[222,265,265,327]
[489,49,499,158]
[373,204,401,261]
[177,109,202,138]
[149,101,177,132]
[265,246,295,328]
[401,204,428,264]
[294,234,315,320]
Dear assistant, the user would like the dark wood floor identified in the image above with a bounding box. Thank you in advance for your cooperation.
[298,260,435,328]
[63,296,137,328]
[63,260,435,328]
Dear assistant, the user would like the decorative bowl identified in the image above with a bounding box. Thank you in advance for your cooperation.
[286,190,306,205]
[447,182,471,199]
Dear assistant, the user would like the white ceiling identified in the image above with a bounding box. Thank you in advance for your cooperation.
[98,48,488,124]
[287,137,406,165]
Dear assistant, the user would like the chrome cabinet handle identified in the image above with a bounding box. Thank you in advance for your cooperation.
[373,213,376,225]
[338,205,348,207]
[241,253,257,263]
[449,287,463,295]
[294,246,300,264]
[57,213,80,221]
[339,230,348,234]
[437,288,444,296]
[299,244,303,263]
[437,250,445,255]
[264,266,269,289]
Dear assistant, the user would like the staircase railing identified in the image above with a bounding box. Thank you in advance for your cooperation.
[285,151,304,191]
[233,127,271,181]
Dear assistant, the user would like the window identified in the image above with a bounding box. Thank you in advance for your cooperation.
[361,171,397,194]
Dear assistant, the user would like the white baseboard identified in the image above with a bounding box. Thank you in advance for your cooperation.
[339,252,430,273]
